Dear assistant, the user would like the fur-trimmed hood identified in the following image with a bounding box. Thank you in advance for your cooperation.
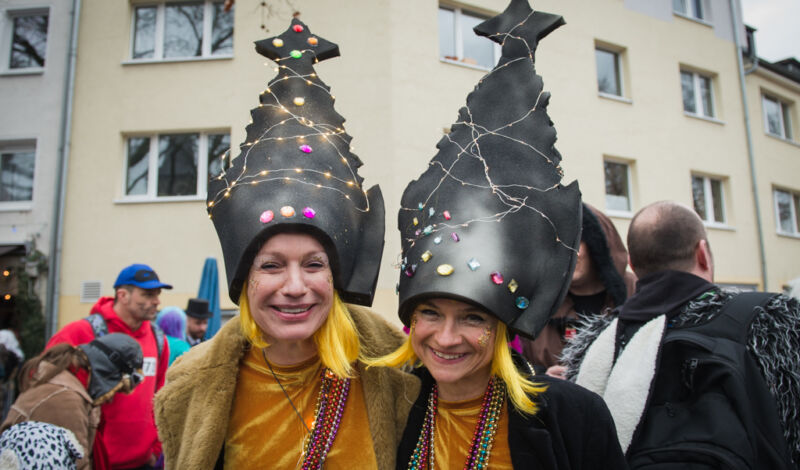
[154,304,420,469]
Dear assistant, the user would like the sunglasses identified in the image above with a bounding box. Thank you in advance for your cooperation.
[133,269,158,282]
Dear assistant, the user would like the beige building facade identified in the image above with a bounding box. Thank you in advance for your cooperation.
[52,0,799,329]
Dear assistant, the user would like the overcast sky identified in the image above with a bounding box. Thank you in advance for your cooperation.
[740,0,800,62]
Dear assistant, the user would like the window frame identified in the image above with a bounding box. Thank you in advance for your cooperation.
[128,0,233,63]
[120,131,230,202]
[673,0,705,21]
[0,140,36,211]
[438,4,500,71]
[603,159,633,216]
[773,187,800,237]
[1,7,49,75]
[691,174,727,227]
[680,69,716,119]
[762,94,794,141]
[595,44,627,100]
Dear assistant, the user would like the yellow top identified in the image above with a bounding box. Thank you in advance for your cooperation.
[434,394,512,470]
[224,347,377,469]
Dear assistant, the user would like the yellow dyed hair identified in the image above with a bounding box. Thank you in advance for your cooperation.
[238,286,361,379]
[367,320,546,415]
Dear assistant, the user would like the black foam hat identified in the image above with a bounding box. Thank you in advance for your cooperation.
[397,0,581,339]
[185,298,212,319]
[207,18,385,306]
[79,333,143,401]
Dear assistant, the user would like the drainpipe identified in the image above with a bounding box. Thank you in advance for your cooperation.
[46,0,81,338]
[729,0,768,290]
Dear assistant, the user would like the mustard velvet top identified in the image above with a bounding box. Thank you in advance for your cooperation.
[434,395,512,469]
[225,347,377,469]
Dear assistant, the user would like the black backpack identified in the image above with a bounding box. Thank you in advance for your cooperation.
[626,292,794,469]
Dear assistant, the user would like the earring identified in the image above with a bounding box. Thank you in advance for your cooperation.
[477,326,492,348]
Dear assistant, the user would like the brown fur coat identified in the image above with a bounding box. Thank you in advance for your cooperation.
[154,305,420,469]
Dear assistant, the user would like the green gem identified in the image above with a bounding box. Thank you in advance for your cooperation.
[290,50,302,58]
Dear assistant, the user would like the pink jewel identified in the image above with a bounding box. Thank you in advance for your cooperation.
[451,232,460,242]
[259,210,274,223]
[490,271,504,285]
[299,144,313,153]
[293,24,304,33]
[280,206,295,217]
[303,207,316,219]
[443,210,451,220]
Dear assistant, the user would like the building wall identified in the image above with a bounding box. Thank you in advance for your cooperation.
[56,0,797,330]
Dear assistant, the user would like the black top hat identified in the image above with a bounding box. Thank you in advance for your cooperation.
[186,298,212,319]
[207,18,384,306]
[397,0,581,339]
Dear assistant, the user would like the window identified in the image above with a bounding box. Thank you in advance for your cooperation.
[125,132,230,199]
[673,0,704,20]
[438,5,498,69]
[5,9,48,71]
[762,95,793,140]
[595,48,622,97]
[604,160,631,213]
[774,188,800,236]
[0,142,35,204]
[131,1,233,61]
[681,70,715,118]
[691,175,726,224]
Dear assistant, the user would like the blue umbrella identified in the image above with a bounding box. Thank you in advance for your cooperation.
[197,257,222,339]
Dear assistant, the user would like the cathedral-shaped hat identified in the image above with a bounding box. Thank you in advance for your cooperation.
[397,0,581,339]
[208,18,385,306]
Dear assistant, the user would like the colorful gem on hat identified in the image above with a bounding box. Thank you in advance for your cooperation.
[422,226,433,236]
[418,202,424,210]
[259,210,274,224]
[292,24,304,33]
[451,232,460,242]
[490,271,504,285]
[299,144,313,153]
[413,217,419,226]
[272,38,284,47]
[467,258,480,271]
[404,264,417,277]
[302,207,316,219]
[443,210,451,220]
[429,208,435,217]
[433,236,442,245]
[508,279,519,293]
[436,264,454,276]
[293,97,305,106]
[280,206,295,217]
[290,49,302,59]
[307,36,318,46]
[421,251,432,262]
[415,229,421,236]
[515,296,530,309]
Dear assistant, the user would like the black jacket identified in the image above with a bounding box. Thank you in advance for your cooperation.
[397,357,628,469]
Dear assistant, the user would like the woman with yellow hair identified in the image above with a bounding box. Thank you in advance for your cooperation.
[376,1,626,467]
[153,18,418,469]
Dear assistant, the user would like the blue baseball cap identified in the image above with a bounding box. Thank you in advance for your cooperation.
[113,264,173,290]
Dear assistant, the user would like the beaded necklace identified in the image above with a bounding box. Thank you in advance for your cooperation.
[407,376,506,470]
[262,350,350,470]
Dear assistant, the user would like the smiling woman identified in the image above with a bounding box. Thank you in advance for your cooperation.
[153,17,419,470]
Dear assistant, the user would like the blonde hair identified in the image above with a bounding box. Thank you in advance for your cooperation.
[239,286,361,378]
[368,320,546,415]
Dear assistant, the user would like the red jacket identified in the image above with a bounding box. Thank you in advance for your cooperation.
[47,297,168,469]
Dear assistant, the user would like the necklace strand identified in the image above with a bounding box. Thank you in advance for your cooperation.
[407,376,506,470]
[262,349,311,433]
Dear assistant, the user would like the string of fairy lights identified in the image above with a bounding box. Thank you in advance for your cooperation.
[400,9,576,255]
[206,41,370,217]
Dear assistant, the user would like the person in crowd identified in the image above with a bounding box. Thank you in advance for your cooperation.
[155,307,190,366]
[0,421,85,470]
[184,298,211,346]
[1,333,144,470]
[154,18,419,469]
[47,263,171,469]
[562,201,800,468]
[521,203,635,377]
[373,2,626,467]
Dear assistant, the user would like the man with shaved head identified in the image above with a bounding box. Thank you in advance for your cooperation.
[561,201,800,468]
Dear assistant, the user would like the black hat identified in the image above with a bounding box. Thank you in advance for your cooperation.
[397,0,581,339]
[185,298,212,319]
[207,18,384,306]
[79,333,144,401]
